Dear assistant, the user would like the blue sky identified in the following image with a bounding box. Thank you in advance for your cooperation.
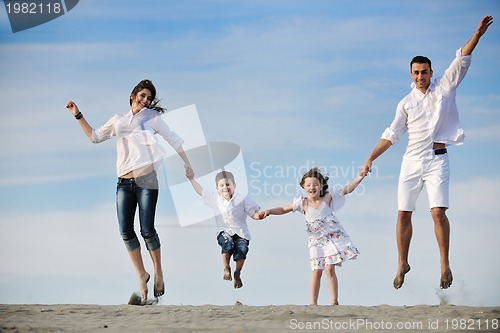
[0,0,499,306]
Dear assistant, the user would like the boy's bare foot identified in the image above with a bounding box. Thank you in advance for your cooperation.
[140,273,150,305]
[223,267,232,281]
[233,271,243,289]
[154,274,165,298]
[393,264,411,289]
[440,268,453,289]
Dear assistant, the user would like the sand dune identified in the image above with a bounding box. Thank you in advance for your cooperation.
[1,303,499,332]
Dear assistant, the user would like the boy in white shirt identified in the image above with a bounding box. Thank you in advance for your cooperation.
[188,170,263,288]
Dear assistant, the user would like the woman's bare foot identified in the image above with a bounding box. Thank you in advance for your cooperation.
[440,268,453,289]
[154,274,165,298]
[233,271,243,289]
[139,273,150,305]
[223,267,232,281]
[393,264,411,289]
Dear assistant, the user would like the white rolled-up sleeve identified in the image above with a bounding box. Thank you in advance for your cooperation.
[90,115,117,143]
[438,48,471,91]
[381,104,408,144]
[381,127,399,144]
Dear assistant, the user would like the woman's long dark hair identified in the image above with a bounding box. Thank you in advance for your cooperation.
[130,79,166,113]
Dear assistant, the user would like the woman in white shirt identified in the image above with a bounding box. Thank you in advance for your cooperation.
[66,79,193,305]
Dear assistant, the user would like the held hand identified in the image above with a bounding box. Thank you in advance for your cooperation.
[257,211,268,220]
[65,100,80,116]
[185,165,194,179]
[359,162,372,177]
[477,16,493,37]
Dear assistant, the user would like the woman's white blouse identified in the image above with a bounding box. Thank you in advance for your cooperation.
[90,108,184,176]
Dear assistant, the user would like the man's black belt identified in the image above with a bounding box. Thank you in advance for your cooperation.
[434,148,447,155]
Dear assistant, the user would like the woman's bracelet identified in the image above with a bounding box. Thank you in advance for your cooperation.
[75,112,83,120]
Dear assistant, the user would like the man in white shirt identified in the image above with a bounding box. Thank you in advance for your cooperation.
[360,16,493,290]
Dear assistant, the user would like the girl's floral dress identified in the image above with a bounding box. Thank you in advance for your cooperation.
[292,188,359,270]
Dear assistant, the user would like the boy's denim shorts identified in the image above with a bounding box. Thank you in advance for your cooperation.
[217,231,249,261]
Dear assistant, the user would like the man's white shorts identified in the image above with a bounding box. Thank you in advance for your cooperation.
[398,154,449,211]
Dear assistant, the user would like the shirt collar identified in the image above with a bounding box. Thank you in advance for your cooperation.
[126,107,148,124]
[218,191,244,205]
[410,81,436,95]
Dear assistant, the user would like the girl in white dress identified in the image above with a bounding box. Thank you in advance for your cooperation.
[262,167,364,305]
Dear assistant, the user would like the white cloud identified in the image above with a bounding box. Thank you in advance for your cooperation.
[0,203,125,276]
[463,124,500,142]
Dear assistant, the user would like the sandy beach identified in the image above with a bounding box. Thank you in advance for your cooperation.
[1,303,499,333]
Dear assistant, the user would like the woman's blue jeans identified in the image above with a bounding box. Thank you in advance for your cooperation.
[116,171,161,252]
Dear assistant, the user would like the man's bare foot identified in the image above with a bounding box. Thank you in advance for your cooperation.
[223,267,232,281]
[140,273,150,305]
[393,264,411,289]
[233,271,243,289]
[440,268,453,289]
[154,274,165,298]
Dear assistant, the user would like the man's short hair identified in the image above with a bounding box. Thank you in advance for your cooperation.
[410,56,432,72]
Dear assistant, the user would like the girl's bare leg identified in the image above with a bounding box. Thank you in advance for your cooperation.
[310,269,322,305]
[128,247,150,305]
[324,264,339,305]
